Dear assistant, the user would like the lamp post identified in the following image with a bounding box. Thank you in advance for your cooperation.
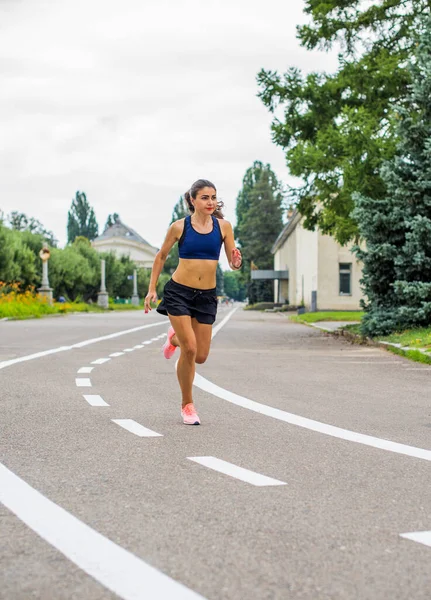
[131,269,139,306]
[97,258,109,308]
[38,247,53,305]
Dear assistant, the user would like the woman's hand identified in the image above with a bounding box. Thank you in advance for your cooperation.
[144,289,157,313]
[231,248,242,270]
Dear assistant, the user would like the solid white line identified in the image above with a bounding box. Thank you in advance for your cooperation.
[400,530,431,548]
[76,378,92,387]
[0,463,205,600]
[112,420,163,438]
[187,457,286,487]
[193,373,431,462]
[83,395,109,407]
[211,306,239,338]
[200,306,431,462]
[0,321,167,371]
[109,352,124,358]
[77,367,94,374]
[91,358,111,365]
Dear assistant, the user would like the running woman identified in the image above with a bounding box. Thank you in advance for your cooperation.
[144,179,242,425]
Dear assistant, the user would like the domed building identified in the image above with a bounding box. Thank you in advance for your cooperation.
[92,219,158,268]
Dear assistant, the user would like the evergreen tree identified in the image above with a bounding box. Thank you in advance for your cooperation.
[236,165,284,304]
[163,195,189,274]
[353,18,431,336]
[104,213,120,231]
[67,191,99,243]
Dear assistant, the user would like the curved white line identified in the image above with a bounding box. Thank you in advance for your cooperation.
[193,373,431,462]
[196,305,431,462]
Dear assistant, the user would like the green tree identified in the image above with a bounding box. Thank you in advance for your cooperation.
[224,270,246,301]
[163,195,189,274]
[353,18,431,336]
[8,211,58,246]
[258,0,429,245]
[104,213,120,230]
[67,191,99,243]
[236,164,284,304]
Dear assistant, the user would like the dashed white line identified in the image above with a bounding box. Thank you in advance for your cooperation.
[187,457,286,487]
[77,367,94,374]
[123,348,134,352]
[75,378,92,387]
[0,463,205,600]
[83,395,109,407]
[133,345,144,349]
[91,358,111,365]
[112,420,163,437]
[109,352,125,358]
[400,530,431,548]
[0,321,167,371]
[143,341,152,345]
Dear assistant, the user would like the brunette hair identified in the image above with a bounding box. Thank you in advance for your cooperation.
[184,179,224,219]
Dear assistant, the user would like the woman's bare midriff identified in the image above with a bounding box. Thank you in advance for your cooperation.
[172,258,218,290]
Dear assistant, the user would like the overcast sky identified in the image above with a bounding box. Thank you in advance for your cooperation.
[0,0,338,267]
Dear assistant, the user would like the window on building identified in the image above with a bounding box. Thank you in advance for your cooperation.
[339,263,352,295]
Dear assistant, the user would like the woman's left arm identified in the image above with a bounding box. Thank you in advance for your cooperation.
[221,220,242,270]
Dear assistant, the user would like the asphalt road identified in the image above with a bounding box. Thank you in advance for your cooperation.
[1,307,430,600]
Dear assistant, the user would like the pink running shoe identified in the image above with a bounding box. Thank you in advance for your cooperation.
[162,326,177,359]
[181,403,200,425]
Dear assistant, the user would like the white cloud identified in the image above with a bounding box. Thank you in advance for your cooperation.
[0,0,339,268]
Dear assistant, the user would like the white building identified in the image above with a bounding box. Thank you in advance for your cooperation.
[271,210,364,310]
[92,220,158,268]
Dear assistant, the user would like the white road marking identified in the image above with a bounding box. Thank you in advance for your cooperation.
[123,348,134,352]
[83,395,109,407]
[91,358,111,365]
[75,378,92,387]
[109,352,125,358]
[193,372,431,462]
[150,338,159,341]
[133,345,144,349]
[0,321,167,371]
[192,306,431,463]
[112,420,163,437]
[77,367,94,374]
[143,341,152,345]
[400,530,431,548]
[188,457,286,487]
[0,463,205,600]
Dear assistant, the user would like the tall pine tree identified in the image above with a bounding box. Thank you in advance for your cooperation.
[353,18,431,336]
[67,191,99,243]
[236,164,284,304]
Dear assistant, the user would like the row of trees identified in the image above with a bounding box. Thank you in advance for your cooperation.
[0,218,169,301]
[257,3,431,335]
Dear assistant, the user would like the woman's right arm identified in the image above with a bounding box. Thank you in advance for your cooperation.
[144,221,182,313]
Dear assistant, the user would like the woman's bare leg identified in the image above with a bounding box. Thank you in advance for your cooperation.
[167,314,196,408]
[191,319,213,364]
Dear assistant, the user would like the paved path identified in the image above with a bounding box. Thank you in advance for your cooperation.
[1,308,430,599]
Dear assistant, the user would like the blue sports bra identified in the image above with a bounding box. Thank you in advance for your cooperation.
[178,215,223,260]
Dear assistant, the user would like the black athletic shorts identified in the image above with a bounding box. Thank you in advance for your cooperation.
[156,279,218,325]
